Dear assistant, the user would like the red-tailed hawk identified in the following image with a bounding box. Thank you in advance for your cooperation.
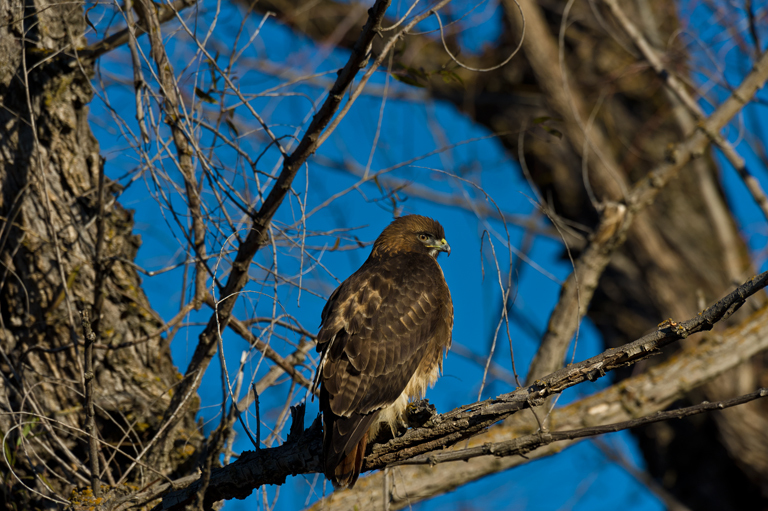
[312,215,453,487]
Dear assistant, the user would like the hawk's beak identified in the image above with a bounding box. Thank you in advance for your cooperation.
[435,238,451,257]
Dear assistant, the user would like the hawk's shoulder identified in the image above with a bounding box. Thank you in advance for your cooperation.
[319,251,448,340]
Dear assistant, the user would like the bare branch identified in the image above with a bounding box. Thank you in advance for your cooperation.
[137,0,208,305]
[82,0,197,60]
[78,310,101,497]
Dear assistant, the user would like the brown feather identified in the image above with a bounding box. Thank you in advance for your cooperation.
[315,215,453,487]
[333,431,368,488]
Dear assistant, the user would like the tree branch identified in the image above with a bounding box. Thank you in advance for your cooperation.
[82,0,197,60]
[602,0,768,224]
[78,310,101,496]
[136,0,208,306]
[156,270,768,509]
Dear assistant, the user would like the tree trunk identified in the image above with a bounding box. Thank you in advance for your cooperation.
[0,0,200,508]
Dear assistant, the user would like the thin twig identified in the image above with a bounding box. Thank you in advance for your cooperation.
[252,384,261,450]
[81,0,197,60]
[78,310,101,496]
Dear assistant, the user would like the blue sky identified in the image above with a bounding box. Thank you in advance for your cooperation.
[84,0,767,509]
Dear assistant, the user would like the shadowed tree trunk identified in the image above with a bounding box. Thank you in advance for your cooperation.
[242,0,768,508]
[0,0,200,508]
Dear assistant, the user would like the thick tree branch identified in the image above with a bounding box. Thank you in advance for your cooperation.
[156,270,768,509]
[629,48,768,209]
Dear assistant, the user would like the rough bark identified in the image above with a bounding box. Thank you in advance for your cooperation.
[0,0,200,508]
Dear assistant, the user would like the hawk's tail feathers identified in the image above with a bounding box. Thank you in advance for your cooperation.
[332,431,368,488]
[321,404,379,488]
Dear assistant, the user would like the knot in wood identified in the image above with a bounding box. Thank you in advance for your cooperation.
[586,367,605,382]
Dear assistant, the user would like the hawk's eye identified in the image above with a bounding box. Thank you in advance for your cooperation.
[418,234,429,242]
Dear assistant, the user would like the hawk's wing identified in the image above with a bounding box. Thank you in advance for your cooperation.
[315,251,452,483]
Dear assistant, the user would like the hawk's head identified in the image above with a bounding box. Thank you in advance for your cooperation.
[371,215,451,258]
